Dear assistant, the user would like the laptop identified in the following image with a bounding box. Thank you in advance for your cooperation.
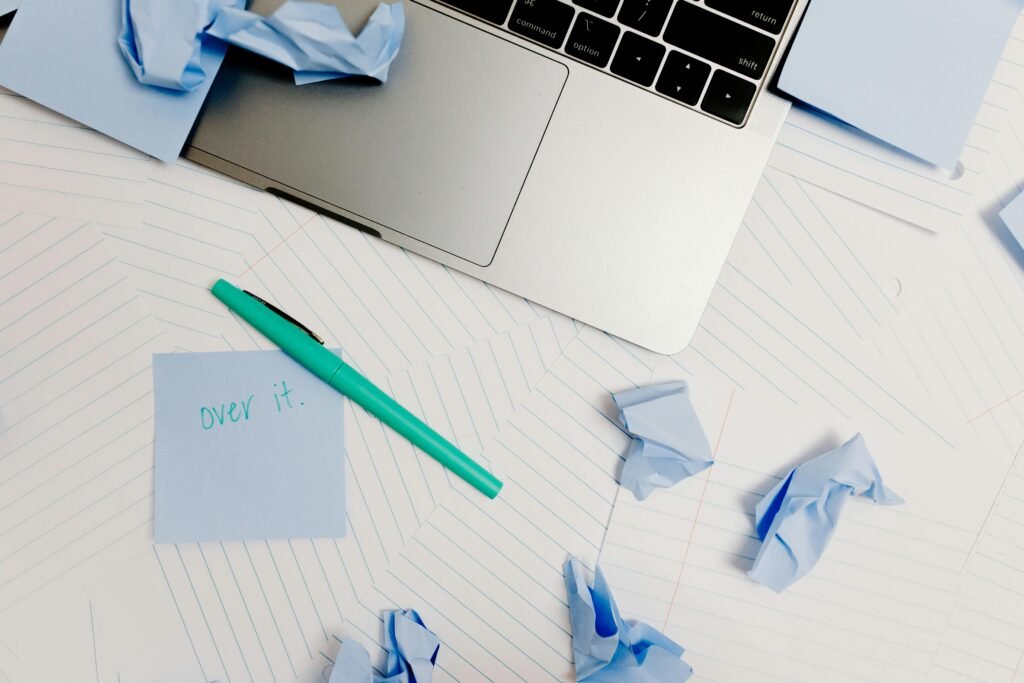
[186,0,804,353]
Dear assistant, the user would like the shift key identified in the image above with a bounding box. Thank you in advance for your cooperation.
[510,0,576,49]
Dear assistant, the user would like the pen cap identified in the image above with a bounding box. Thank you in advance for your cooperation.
[211,279,343,382]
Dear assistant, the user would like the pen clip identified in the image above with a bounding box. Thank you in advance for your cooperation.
[242,290,325,345]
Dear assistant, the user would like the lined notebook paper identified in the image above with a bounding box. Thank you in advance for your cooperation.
[0,88,150,228]
[335,329,654,681]
[0,215,167,620]
[600,379,981,683]
[867,82,1024,465]
[6,553,206,682]
[929,447,1024,681]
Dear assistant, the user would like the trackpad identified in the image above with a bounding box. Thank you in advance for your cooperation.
[189,2,567,266]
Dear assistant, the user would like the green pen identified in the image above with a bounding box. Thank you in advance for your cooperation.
[211,279,503,499]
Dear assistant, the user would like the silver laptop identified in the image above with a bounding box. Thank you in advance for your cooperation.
[186,0,803,353]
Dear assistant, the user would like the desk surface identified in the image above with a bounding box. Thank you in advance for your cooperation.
[1,20,1024,680]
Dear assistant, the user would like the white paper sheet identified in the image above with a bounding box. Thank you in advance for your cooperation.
[600,375,979,683]
[7,553,206,682]
[735,168,951,343]
[0,214,167,621]
[928,447,1024,682]
[0,88,150,227]
[304,320,1004,682]
[866,85,1024,462]
[334,328,656,682]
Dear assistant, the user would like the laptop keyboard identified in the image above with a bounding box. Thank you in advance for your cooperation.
[437,0,796,126]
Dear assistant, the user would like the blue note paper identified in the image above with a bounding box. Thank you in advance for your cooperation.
[748,434,903,593]
[207,1,405,85]
[1002,191,1024,248]
[612,382,713,501]
[153,350,346,543]
[0,0,231,161]
[565,557,692,682]
[329,609,439,683]
[777,0,1022,170]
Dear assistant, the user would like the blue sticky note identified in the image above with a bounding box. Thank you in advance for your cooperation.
[0,0,231,161]
[1002,191,1024,247]
[777,0,1022,170]
[565,557,692,682]
[612,382,713,501]
[329,609,439,683]
[153,350,346,543]
[748,434,902,593]
[206,1,405,85]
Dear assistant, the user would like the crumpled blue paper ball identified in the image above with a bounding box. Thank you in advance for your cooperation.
[749,433,903,592]
[119,0,240,91]
[120,0,405,91]
[612,381,713,501]
[565,556,693,682]
[330,608,439,683]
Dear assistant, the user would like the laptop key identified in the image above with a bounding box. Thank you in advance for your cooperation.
[439,0,514,25]
[566,13,621,68]
[573,0,619,19]
[700,70,756,124]
[617,0,673,37]
[510,0,576,49]
[655,52,711,106]
[610,31,665,87]
[664,2,775,80]
[704,0,794,35]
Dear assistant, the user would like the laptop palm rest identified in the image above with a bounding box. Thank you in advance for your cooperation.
[186,1,568,267]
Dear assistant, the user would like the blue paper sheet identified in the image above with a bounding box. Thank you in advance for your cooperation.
[152,350,346,543]
[612,382,713,501]
[565,557,692,682]
[0,0,232,161]
[0,1,16,16]
[777,0,1022,170]
[207,1,405,85]
[119,0,240,92]
[748,434,903,593]
[329,609,439,683]
[1002,191,1024,249]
